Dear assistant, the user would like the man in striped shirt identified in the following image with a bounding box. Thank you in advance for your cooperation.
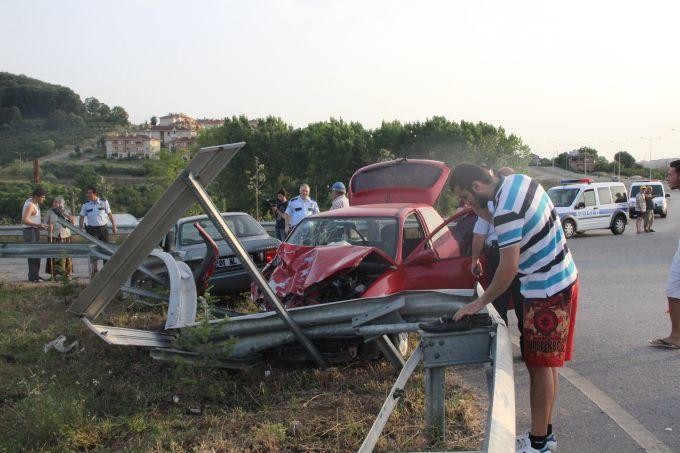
[450,163,578,453]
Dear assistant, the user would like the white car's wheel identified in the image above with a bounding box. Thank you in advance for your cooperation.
[563,219,576,239]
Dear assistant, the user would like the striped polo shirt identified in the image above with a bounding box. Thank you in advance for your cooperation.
[493,174,577,298]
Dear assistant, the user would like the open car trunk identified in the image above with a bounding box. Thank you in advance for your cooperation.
[252,243,396,309]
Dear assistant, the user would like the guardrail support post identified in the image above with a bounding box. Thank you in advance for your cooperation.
[425,366,446,444]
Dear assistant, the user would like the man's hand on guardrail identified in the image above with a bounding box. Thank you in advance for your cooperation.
[452,298,486,322]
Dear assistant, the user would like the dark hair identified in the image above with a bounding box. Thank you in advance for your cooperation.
[449,163,493,192]
[32,187,46,197]
[670,160,680,175]
[87,187,99,195]
[276,188,287,197]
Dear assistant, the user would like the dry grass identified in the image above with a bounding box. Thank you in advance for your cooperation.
[0,283,484,452]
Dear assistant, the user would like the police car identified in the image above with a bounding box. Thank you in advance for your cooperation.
[546,179,629,239]
[628,180,670,218]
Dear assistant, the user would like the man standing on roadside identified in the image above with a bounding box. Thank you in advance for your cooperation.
[644,186,655,233]
[449,164,578,453]
[635,186,647,234]
[271,189,288,241]
[284,183,319,235]
[649,160,680,349]
[79,187,116,277]
[329,182,350,210]
[21,187,49,282]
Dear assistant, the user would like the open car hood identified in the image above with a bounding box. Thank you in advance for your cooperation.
[263,243,396,300]
[349,158,451,206]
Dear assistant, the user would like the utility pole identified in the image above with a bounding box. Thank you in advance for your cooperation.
[640,136,662,179]
[611,139,628,179]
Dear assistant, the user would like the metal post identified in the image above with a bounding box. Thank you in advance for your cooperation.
[425,366,446,444]
[181,171,327,368]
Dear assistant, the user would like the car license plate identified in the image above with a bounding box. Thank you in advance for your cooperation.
[217,257,240,268]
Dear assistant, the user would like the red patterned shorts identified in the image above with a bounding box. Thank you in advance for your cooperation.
[518,280,578,367]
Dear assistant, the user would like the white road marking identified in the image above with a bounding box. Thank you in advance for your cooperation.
[511,336,673,453]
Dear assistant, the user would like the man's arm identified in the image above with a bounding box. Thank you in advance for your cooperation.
[107,212,117,234]
[470,233,486,277]
[453,244,519,321]
[79,215,84,229]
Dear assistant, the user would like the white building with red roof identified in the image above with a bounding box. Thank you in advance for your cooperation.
[105,134,161,159]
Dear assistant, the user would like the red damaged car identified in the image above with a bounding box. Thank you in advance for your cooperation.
[252,158,478,309]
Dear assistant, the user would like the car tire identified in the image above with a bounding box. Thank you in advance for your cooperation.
[611,215,626,235]
[661,209,668,218]
[562,219,576,239]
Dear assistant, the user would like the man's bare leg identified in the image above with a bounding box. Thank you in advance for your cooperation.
[661,298,680,346]
[528,365,554,437]
[546,367,558,427]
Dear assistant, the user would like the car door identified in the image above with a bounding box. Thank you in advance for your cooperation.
[574,188,598,230]
[402,210,477,290]
[596,186,615,228]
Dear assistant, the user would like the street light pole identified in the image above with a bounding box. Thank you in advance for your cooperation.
[611,140,628,179]
[640,136,662,179]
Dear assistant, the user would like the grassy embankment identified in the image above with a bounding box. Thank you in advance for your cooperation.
[0,284,483,452]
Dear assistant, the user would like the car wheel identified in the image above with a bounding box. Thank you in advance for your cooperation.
[611,215,626,235]
[562,219,576,239]
[661,209,668,218]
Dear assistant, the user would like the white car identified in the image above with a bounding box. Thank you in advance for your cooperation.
[628,181,669,218]
[547,179,629,239]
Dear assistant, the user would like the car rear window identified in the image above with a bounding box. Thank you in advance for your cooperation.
[352,161,443,192]
[630,184,663,197]
[179,214,265,246]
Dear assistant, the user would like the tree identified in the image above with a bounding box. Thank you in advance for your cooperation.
[246,156,266,220]
[613,151,636,168]
[150,116,158,126]
[73,166,103,193]
[110,106,129,124]
[84,97,102,117]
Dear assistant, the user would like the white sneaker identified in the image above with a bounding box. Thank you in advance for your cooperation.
[516,430,555,452]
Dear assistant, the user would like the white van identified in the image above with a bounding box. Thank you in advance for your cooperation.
[627,180,669,218]
[547,179,629,239]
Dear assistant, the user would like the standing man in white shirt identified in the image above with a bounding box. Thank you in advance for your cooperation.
[79,187,116,277]
[22,187,48,282]
[329,182,350,210]
[284,183,320,235]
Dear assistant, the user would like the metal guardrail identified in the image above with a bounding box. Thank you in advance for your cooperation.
[0,221,276,237]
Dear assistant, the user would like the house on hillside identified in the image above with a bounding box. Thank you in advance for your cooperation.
[135,125,196,146]
[105,135,161,159]
[196,118,223,129]
[567,150,595,173]
[158,113,197,130]
[168,136,197,153]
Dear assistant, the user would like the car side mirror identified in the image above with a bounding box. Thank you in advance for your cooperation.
[575,202,585,209]
[666,193,671,198]
[407,248,437,266]
[163,230,176,252]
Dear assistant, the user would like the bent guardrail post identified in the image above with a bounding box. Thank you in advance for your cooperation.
[181,170,328,368]
[56,217,164,285]
[68,142,245,319]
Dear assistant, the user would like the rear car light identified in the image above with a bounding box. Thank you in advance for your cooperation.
[264,248,277,263]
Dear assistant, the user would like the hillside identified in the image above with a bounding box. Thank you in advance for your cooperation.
[0,72,128,166]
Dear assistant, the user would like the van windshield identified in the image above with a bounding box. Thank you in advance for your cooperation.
[630,185,663,198]
[547,188,580,207]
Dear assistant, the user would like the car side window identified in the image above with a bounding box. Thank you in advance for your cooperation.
[612,185,627,203]
[597,187,612,204]
[583,189,596,207]
[402,213,425,259]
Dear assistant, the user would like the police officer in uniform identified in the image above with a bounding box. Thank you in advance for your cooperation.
[79,187,117,276]
[284,183,319,235]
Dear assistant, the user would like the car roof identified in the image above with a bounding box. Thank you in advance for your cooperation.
[311,203,429,218]
[550,181,625,190]
[177,212,253,224]
[631,181,663,186]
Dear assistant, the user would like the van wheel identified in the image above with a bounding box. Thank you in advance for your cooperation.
[661,209,668,218]
[563,219,576,239]
[611,215,626,235]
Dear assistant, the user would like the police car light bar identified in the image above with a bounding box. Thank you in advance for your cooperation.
[560,178,594,184]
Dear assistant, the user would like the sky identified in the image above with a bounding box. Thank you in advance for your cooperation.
[2,0,680,162]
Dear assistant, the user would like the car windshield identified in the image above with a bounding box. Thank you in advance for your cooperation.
[547,188,581,207]
[179,214,265,246]
[287,217,399,259]
[630,185,663,197]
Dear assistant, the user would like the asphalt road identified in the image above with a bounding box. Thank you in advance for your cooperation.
[508,192,680,452]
